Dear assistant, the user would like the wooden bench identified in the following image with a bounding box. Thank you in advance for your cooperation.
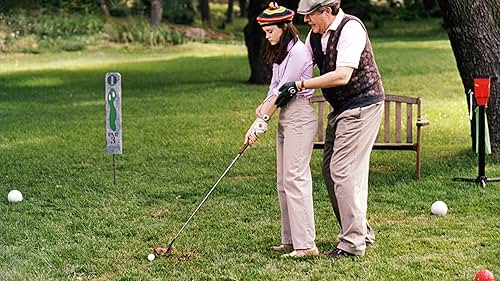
[311,94,429,179]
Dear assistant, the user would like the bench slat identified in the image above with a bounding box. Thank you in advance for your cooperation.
[385,94,419,104]
[395,102,402,143]
[406,103,413,143]
[373,143,417,150]
[314,142,418,150]
[384,100,391,142]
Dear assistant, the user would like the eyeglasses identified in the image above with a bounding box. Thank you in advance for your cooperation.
[304,9,323,20]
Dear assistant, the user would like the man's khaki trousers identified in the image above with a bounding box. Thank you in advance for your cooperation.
[323,101,383,255]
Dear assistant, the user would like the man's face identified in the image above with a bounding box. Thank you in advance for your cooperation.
[303,8,331,34]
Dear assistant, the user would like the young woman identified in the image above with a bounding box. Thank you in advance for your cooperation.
[244,2,319,258]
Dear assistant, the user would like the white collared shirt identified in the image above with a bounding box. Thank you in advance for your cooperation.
[305,9,367,69]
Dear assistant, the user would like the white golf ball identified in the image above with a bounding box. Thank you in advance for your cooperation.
[7,190,23,203]
[431,201,447,216]
[147,253,155,261]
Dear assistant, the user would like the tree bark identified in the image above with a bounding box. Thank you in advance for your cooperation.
[423,0,438,11]
[226,0,234,23]
[150,0,163,27]
[199,0,211,23]
[99,0,111,17]
[278,0,299,14]
[239,0,247,17]
[437,0,500,153]
[243,0,274,84]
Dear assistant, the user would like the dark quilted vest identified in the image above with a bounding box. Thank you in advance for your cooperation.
[310,14,384,115]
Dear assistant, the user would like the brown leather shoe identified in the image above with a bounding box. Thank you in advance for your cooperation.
[327,248,355,259]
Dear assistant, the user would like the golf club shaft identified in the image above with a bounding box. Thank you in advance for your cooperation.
[167,143,249,247]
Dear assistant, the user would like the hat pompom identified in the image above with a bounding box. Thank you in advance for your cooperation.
[268,2,279,10]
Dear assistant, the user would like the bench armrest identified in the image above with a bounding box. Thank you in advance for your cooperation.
[417,118,429,127]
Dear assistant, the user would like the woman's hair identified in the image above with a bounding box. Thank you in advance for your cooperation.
[263,23,299,65]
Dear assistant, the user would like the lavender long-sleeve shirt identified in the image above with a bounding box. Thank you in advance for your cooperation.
[265,39,315,101]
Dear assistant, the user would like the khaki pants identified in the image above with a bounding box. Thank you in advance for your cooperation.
[323,101,383,255]
[276,98,318,250]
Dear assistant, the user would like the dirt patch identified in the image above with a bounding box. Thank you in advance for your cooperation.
[150,208,169,219]
[176,250,203,261]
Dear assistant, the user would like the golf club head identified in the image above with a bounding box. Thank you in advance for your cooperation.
[154,240,174,255]
[153,245,172,255]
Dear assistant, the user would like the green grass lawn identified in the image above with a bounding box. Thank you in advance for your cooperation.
[0,37,499,280]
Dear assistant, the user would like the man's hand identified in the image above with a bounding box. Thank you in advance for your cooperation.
[275,81,299,108]
[244,117,268,146]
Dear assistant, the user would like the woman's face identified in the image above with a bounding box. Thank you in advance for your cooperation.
[262,25,284,45]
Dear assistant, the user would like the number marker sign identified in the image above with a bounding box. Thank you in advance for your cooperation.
[105,73,122,154]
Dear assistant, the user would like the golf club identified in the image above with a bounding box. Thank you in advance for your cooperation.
[154,143,250,255]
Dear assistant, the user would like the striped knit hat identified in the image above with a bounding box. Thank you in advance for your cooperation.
[257,2,295,26]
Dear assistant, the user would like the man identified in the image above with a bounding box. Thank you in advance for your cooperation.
[275,0,384,259]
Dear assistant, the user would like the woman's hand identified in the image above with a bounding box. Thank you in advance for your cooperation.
[244,118,268,146]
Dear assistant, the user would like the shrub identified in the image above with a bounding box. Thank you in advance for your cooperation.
[60,41,86,52]
[0,12,103,53]
[28,14,104,38]
[0,13,104,39]
[110,21,184,46]
[0,11,186,53]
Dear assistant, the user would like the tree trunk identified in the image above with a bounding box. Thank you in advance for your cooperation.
[279,0,299,14]
[244,0,272,84]
[239,0,247,17]
[150,0,163,27]
[437,0,500,153]
[423,0,437,11]
[199,0,211,23]
[226,0,234,23]
[99,0,111,17]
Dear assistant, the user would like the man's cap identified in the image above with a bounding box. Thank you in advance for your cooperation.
[297,0,338,15]
[257,2,295,26]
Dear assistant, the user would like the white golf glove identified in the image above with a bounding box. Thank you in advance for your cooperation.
[244,117,268,145]
[252,117,268,137]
